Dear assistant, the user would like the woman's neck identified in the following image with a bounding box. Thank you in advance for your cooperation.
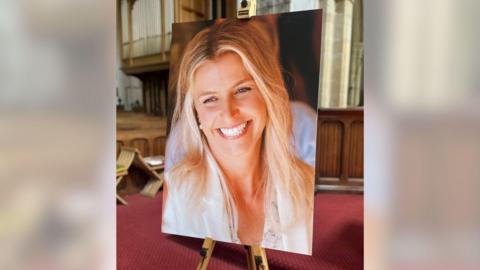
[214,144,264,199]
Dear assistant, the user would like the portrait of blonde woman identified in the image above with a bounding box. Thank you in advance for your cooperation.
[162,18,316,255]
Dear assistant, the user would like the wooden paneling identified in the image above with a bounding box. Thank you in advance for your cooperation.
[117,135,167,158]
[176,0,211,22]
[316,108,364,191]
[131,138,150,156]
[117,112,167,157]
[133,72,169,116]
[153,136,167,156]
[349,121,364,178]
[317,120,343,177]
[142,74,168,116]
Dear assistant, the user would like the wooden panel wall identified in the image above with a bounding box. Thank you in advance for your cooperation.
[317,120,343,177]
[117,135,166,157]
[316,108,364,191]
[142,73,168,116]
[349,120,364,178]
[117,112,167,157]
[175,0,211,22]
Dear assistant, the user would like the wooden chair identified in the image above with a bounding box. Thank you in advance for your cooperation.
[140,155,165,197]
[116,147,136,205]
[116,147,165,205]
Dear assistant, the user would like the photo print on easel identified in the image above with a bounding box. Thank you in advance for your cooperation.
[162,9,322,255]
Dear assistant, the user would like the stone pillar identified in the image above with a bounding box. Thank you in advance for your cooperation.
[318,0,335,108]
[318,0,355,108]
[348,42,363,106]
[348,0,363,106]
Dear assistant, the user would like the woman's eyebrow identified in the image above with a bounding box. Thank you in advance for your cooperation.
[230,78,253,89]
[197,91,217,100]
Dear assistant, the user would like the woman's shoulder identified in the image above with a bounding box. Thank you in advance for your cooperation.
[162,172,232,242]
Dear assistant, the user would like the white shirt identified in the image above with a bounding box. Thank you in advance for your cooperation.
[162,152,312,255]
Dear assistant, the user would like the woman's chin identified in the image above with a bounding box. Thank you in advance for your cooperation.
[217,143,252,157]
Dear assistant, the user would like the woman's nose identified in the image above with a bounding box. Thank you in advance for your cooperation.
[221,98,239,119]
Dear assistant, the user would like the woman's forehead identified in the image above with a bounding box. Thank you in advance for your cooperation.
[197,52,244,72]
[191,53,253,93]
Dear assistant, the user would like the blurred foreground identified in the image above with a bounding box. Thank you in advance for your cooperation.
[366,0,480,269]
[0,1,115,269]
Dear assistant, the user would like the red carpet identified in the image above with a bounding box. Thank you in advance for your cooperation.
[117,191,363,269]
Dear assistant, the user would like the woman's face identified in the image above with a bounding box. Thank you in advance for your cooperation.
[192,52,267,157]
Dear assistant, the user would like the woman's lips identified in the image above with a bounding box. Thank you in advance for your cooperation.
[217,120,250,139]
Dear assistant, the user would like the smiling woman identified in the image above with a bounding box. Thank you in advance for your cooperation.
[162,18,314,255]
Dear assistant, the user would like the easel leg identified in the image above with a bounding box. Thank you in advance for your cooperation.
[116,176,128,205]
[245,245,269,270]
[116,194,128,205]
[196,238,216,270]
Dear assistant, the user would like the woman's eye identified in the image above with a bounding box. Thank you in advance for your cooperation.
[235,87,252,94]
[203,96,218,104]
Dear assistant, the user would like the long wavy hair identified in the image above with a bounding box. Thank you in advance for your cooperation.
[166,18,313,230]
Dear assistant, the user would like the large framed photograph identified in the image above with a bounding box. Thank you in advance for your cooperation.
[162,10,322,255]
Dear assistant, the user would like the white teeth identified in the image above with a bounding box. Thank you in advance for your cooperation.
[219,122,247,137]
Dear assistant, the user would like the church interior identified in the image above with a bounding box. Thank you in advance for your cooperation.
[116,0,364,269]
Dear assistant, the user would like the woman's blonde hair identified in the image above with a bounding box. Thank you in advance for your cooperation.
[167,19,313,229]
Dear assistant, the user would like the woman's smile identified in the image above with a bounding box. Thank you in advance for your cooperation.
[216,120,251,139]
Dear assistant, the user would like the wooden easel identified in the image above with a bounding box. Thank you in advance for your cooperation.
[196,238,269,270]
